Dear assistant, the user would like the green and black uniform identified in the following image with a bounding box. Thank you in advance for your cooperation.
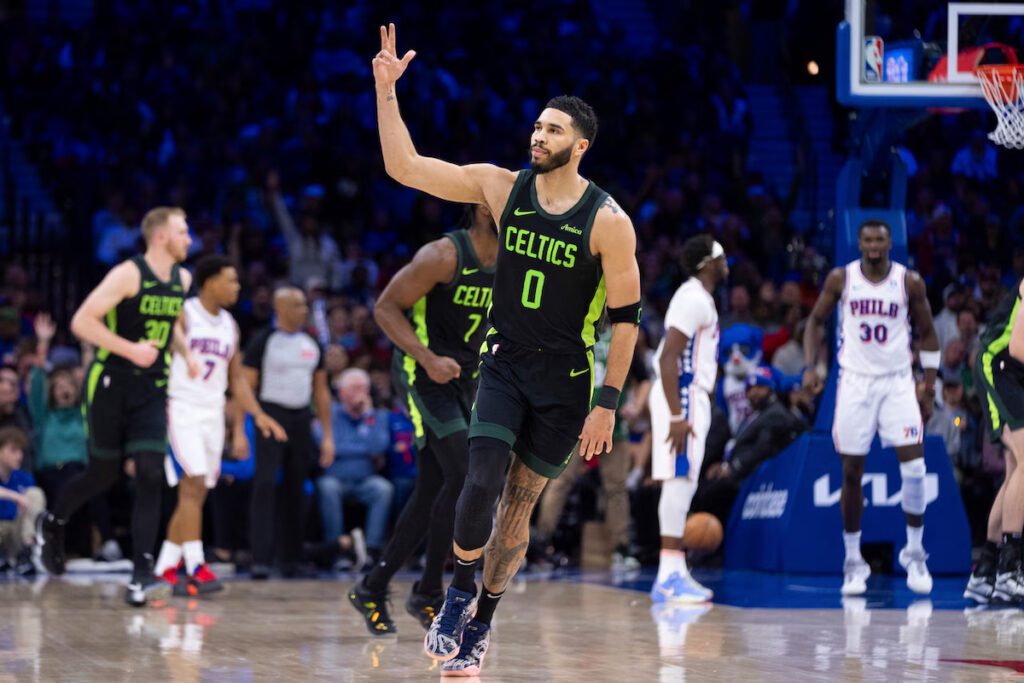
[469,169,609,478]
[392,229,494,447]
[84,255,185,458]
[976,281,1024,442]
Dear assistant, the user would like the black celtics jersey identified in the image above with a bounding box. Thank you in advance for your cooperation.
[98,255,185,379]
[403,229,494,384]
[492,170,608,352]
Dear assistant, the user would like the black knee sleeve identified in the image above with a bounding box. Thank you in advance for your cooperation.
[453,437,510,550]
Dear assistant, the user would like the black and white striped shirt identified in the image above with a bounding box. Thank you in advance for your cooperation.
[243,327,323,410]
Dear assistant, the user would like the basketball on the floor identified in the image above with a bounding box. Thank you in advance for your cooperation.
[684,513,723,552]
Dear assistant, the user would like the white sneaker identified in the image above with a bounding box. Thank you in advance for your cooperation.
[650,571,713,603]
[964,571,996,604]
[899,547,933,595]
[841,558,871,595]
[993,569,1024,603]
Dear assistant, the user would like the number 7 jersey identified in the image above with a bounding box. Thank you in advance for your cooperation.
[403,229,494,385]
[168,298,237,409]
[838,260,912,375]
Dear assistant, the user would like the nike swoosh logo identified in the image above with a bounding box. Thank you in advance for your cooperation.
[513,208,536,216]
[142,280,158,289]
[462,268,479,276]
[570,368,589,377]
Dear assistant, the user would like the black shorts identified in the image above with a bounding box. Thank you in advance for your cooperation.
[976,349,1024,443]
[468,333,593,479]
[83,362,168,459]
[393,354,476,448]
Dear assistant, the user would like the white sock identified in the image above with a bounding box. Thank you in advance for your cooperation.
[843,532,863,563]
[183,540,205,575]
[906,525,924,553]
[155,541,182,575]
[656,549,687,583]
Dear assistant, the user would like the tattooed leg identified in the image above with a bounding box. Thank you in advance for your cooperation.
[482,457,549,593]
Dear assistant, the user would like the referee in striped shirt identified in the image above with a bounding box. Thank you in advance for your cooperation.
[242,286,334,579]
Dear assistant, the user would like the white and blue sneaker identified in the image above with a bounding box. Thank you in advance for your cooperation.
[649,572,713,604]
[899,547,933,595]
[441,619,490,677]
[841,558,871,596]
[424,586,477,662]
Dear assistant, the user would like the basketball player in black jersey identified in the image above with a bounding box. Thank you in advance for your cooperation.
[348,204,496,635]
[39,207,195,607]
[373,24,642,674]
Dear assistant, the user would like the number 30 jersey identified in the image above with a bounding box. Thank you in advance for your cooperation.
[168,298,236,409]
[403,229,494,385]
[492,170,609,352]
[98,255,185,379]
[837,259,912,375]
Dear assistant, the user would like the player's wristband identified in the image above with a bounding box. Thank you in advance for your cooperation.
[670,413,687,424]
[920,349,941,370]
[597,386,620,410]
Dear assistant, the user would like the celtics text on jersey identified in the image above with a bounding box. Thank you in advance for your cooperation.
[491,170,609,353]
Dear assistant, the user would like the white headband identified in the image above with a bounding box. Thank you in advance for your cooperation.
[697,241,725,271]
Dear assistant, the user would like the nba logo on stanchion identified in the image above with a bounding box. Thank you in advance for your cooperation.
[863,36,884,82]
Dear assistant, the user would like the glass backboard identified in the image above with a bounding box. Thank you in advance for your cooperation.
[838,1,1024,108]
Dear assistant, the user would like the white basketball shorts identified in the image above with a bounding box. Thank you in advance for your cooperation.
[165,397,226,489]
[833,367,923,456]
[649,382,711,481]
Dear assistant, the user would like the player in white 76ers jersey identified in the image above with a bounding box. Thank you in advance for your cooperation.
[155,255,287,597]
[803,220,940,596]
[648,235,727,604]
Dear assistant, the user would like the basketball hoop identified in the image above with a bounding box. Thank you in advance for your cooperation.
[976,64,1024,149]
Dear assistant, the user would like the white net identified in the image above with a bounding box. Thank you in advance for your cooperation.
[976,65,1024,150]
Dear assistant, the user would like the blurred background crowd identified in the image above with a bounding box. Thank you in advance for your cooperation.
[0,0,1017,574]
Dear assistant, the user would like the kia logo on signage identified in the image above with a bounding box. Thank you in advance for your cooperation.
[812,474,939,508]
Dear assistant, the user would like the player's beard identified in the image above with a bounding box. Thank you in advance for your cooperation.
[865,252,885,268]
[529,145,573,174]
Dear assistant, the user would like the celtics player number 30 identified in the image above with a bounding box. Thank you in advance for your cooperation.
[144,319,171,346]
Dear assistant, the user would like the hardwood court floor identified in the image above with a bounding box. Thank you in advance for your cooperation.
[2,572,1024,681]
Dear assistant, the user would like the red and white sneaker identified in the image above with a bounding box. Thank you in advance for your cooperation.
[183,564,224,597]
[162,562,187,596]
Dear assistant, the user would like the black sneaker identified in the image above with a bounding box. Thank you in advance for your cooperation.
[348,579,396,636]
[124,555,172,608]
[37,513,66,576]
[406,582,445,631]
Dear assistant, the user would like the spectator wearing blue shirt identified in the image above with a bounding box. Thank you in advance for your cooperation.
[0,426,45,574]
[387,404,418,524]
[316,368,393,557]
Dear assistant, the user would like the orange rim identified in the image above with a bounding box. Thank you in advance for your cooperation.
[976,65,1024,104]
